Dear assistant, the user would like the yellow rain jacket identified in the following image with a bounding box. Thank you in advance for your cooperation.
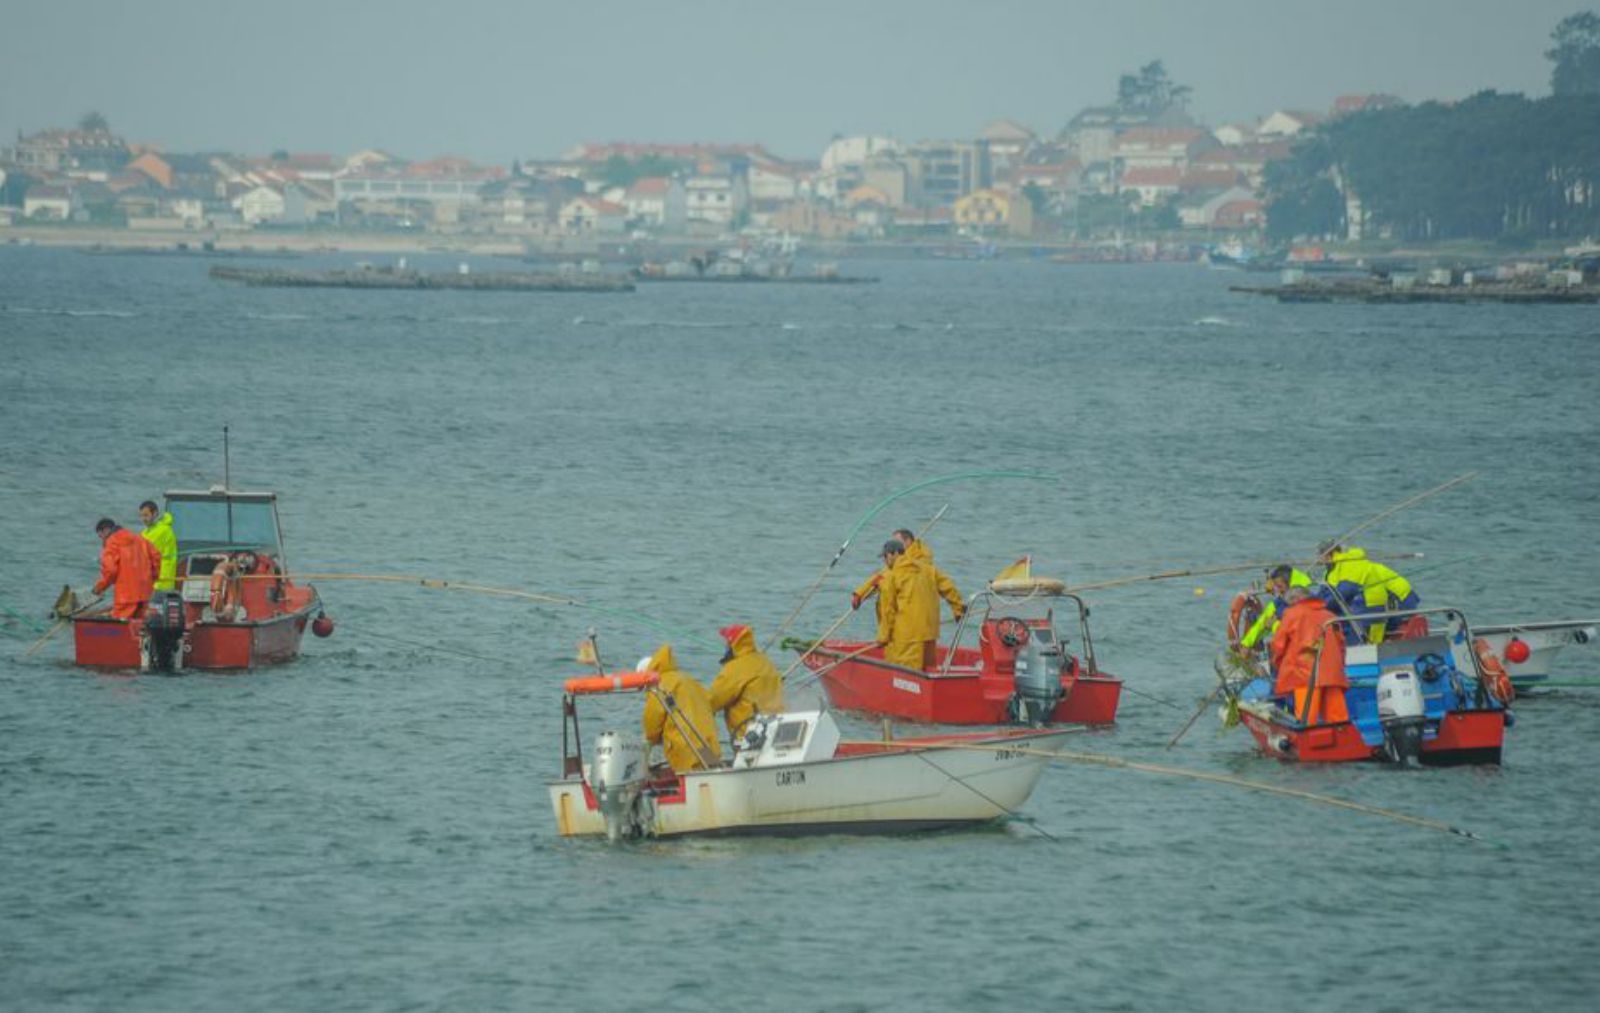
[905,539,964,619]
[640,644,722,772]
[1325,548,1415,608]
[877,551,940,669]
[141,511,179,591]
[855,540,964,619]
[1239,568,1312,649]
[709,626,784,742]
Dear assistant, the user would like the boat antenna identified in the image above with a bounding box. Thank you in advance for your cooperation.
[223,424,234,544]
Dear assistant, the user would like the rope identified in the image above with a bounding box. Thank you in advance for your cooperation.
[237,572,718,649]
[906,740,1492,844]
[0,599,49,635]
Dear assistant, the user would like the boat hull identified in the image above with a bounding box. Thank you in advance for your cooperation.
[71,600,316,671]
[805,643,1120,726]
[548,728,1072,838]
[1237,703,1506,765]
[1474,622,1597,689]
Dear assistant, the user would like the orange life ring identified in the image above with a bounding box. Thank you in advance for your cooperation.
[1472,639,1517,704]
[1227,592,1254,643]
[564,671,661,695]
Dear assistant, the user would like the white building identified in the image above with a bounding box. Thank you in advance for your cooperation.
[559,196,628,235]
[685,173,748,227]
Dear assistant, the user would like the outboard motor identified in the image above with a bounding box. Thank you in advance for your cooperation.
[1007,636,1062,727]
[1376,667,1425,764]
[588,731,649,842]
[140,590,188,673]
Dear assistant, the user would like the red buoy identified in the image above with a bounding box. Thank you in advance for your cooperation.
[1504,637,1530,664]
[312,613,335,638]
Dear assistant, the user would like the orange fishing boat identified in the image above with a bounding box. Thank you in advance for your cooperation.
[72,486,331,672]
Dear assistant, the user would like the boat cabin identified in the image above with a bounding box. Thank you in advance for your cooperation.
[165,487,296,622]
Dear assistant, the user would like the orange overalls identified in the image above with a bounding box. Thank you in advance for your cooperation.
[1270,597,1351,725]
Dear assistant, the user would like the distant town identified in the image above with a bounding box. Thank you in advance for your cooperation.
[0,52,1394,250]
[3,17,1599,261]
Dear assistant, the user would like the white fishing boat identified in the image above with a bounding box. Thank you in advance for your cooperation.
[547,673,1070,840]
[1473,620,1598,689]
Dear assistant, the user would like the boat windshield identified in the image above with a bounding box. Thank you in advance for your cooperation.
[166,495,282,555]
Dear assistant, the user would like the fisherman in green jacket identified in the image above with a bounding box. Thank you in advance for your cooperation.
[1237,565,1312,652]
[139,499,178,591]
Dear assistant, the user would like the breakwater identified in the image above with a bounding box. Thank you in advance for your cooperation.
[210,265,634,292]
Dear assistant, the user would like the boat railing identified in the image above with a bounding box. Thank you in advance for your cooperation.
[939,589,1098,679]
[1303,606,1481,725]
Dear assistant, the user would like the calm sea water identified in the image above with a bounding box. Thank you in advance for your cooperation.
[2,246,1599,1011]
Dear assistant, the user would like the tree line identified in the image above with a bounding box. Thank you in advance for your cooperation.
[1266,91,1600,243]
[1267,12,1600,243]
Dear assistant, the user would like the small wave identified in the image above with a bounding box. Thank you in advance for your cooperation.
[1193,316,1233,327]
[5,306,138,318]
[243,312,312,321]
[780,322,801,331]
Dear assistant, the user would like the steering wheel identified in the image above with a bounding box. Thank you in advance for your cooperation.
[994,617,1031,648]
[1414,652,1449,682]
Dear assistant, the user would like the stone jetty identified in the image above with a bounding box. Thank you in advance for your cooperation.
[210,266,634,292]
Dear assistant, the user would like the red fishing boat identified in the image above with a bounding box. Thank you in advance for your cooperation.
[72,486,331,672]
[794,578,1122,726]
[1228,607,1512,765]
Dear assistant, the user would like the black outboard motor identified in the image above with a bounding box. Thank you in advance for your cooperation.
[1007,636,1063,727]
[141,590,187,673]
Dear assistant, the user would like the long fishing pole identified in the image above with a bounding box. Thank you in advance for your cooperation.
[1064,553,1424,595]
[764,470,1058,650]
[22,593,103,658]
[1323,471,1477,551]
[899,740,1490,843]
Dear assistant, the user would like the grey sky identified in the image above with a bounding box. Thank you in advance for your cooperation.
[1,0,1582,164]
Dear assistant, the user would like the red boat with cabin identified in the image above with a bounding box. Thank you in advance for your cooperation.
[72,486,330,671]
[794,577,1122,726]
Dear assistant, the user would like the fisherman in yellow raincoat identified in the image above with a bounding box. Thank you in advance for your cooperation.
[639,643,721,772]
[851,529,964,621]
[139,499,178,592]
[876,540,941,670]
[709,624,784,743]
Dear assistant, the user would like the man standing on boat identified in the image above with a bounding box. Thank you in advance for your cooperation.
[139,500,178,592]
[893,528,964,621]
[851,529,964,622]
[1319,543,1420,643]
[709,625,784,745]
[876,540,941,670]
[640,643,722,772]
[1236,564,1312,653]
[1270,587,1349,724]
[92,518,159,620]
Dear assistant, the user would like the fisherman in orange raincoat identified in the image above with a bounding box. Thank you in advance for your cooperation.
[1269,587,1350,725]
[92,517,159,620]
